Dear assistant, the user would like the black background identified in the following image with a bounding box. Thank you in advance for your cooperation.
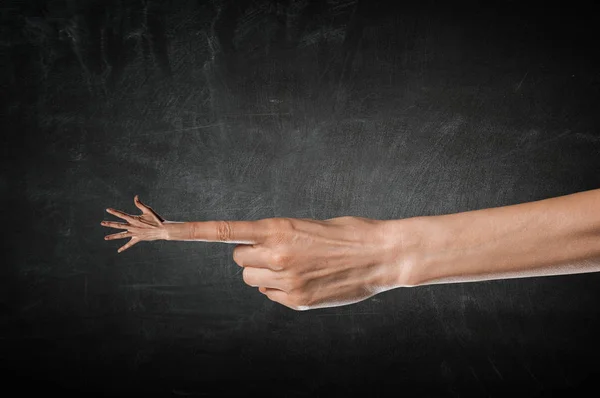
[2,0,600,396]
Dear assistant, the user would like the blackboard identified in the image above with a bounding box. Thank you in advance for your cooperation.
[3,0,600,395]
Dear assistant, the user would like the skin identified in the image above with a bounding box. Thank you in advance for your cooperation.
[396,187,600,286]
[101,195,399,310]
[101,189,600,311]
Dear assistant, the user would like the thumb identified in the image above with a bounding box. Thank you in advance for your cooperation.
[134,195,165,222]
[134,195,147,212]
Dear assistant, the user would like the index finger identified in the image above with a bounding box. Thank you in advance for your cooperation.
[188,220,271,244]
[106,208,135,223]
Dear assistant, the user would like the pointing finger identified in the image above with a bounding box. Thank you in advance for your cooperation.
[187,219,271,244]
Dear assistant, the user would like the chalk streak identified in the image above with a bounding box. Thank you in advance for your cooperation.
[515,70,529,91]
[223,113,291,117]
[136,123,227,135]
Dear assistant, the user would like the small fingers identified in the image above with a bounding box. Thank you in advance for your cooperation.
[118,237,139,253]
[106,208,136,223]
[101,220,130,229]
[104,231,132,240]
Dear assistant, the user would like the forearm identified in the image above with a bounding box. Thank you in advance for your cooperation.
[388,188,600,286]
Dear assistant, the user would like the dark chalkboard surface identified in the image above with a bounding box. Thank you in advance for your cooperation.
[2,0,600,395]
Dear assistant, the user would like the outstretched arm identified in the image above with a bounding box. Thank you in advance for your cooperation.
[102,196,398,310]
[390,188,600,287]
[101,188,600,310]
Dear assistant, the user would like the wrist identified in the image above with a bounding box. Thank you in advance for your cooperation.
[380,216,432,288]
[163,221,188,241]
[386,211,507,287]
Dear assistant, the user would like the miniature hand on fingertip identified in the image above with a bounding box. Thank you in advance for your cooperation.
[101,195,168,253]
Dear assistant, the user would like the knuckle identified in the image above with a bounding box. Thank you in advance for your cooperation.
[268,218,294,244]
[279,217,295,230]
[271,217,293,228]
[216,220,233,241]
[271,251,290,268]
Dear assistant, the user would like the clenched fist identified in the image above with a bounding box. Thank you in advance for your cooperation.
[231,216,402,310]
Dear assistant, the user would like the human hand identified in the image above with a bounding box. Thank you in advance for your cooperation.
[101,195,168,253]
[229,216,401,311]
